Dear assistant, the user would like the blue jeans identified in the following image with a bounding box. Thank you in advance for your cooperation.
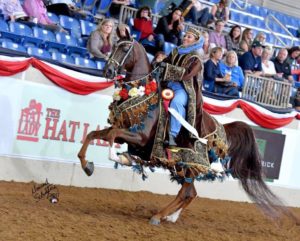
[168,82,188,137]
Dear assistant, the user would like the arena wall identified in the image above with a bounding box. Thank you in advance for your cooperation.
[1,63,300,207]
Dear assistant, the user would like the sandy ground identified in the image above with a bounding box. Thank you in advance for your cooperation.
[0,181,300,241]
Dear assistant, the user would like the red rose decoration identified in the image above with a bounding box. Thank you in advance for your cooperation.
[145,85,152,95]
[149,81,157,92]
[119,88,129,100]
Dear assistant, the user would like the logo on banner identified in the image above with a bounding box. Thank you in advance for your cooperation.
[16,99,116,147]
[17,99,42,142]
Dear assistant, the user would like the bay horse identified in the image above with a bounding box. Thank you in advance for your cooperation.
[78,38,299,225]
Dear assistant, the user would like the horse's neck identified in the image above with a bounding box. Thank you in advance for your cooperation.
[126,52,151,82]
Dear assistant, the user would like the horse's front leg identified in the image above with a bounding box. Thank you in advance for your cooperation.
[150,181,197,225]
[78,128,111,176]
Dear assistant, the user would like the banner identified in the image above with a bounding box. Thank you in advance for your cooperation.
[0,77,125,167]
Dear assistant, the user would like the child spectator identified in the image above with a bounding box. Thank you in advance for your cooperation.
[87,19,115,61]
[154,7,184,47]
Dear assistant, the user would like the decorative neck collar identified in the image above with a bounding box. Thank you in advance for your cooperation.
[177,37,204,55]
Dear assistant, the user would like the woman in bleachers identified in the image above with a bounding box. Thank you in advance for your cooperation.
[211,0,230,25]
[0,0,29,22]
[23,0,67,33]
[154,7,184,47]
[239,28,253,55]
[198,31,210,63]
[227,25,241,52]
[133,6,161,54]
[87,18,115,61]
[254,32,266,45]
[261,46,279,79]
[219,50,244,93]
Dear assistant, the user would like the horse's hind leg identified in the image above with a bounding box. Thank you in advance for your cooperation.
[150,182,197,225]
[78,129,111,176]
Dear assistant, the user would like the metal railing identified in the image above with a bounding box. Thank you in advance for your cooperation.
[242,75,292,108]
[265,14,295,47]
[231,0,248,10]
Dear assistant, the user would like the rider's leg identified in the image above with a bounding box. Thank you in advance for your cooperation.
[168,84,188,146]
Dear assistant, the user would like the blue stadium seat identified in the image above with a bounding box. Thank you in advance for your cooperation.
[80,19,97,36]
[147,53,154,63]
[56,32,77,46]
[230,11,240,22]
[163,42,176,55]
[96,60,106,70]
[266,33,275,45]
[59,15,81,37]
[27,46,51,59]
[0,38,13,44]
[248,4,260,16]
[131,29,141,41]
[33,27,56,42]
[259,7,268,17]
[1,41,27,53]
[96,0,113,16]
[51,52,74,64]
[47,12,59,24]
[210,0,220,3]
[74,56,97,68]
[153,0,165,14]
[82,0,98,13]
[0,19,9,32]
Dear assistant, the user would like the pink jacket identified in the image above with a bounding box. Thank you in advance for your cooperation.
[23,0,52,25]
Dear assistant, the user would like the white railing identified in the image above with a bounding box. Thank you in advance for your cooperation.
[242,75,292,108]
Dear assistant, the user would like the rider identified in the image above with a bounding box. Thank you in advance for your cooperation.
[161,27,204,147]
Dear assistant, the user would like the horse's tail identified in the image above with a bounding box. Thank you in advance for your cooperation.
[224,121,299,223]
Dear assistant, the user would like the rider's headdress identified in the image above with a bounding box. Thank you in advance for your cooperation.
[186,27,202,40]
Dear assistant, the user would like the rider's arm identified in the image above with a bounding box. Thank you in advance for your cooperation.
[181,57,201,81]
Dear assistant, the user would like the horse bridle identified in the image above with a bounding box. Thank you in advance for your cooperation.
[107,39,134,76]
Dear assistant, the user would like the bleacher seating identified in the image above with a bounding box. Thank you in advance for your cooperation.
[52,52,75,64]
[27,46,51,59]
[74,56,97,68]
[1,41,26,53]
[59,15,81,37]
[80,19,97,37]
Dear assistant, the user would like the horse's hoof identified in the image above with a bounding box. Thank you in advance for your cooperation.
[149,217,160,225]
[83,161,94,176]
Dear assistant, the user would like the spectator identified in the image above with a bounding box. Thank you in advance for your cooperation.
[219,50,244,93]
[0,0,29,22]
[109,0,134,19]
[87,19,115,61]
[261,46,280,79]
[227,25,241,52]
[210,0,230,24]
[203,46,224,92]
[198,31,210,63]
[239,28,253,54]
[287,46,300,72]
[209,20,227,50]
[179,0,210,27]
[239,40,264,76]
[254,32,266,45]
[133,6,162,54]
[45,0,88,18]
[273,48,294,83]
[150,51,167,69]
[154,7,184,46]
[23,0,67,32]
[291,55,300,82]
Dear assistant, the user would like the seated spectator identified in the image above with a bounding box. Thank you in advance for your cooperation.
[227,25,241,52]
[261,46,280,79]
[203,47,224,92]
[116,23,131,40]
[0,0,29,21]
[198,31,210,63]
[109,0,134,19]
[210,0,230,24]
[133,6,162,54]
[254,32,266,45]
[45,0,88,18]
[239,40,264,77]
[209,20,227,52]
[239,28,253,55]
[87,19,115,61]
[291,55,300,82]
[287,46,300,74]
[179,0,210,27]
[219,51,244,93]
[273,48,294,83]
[150,51,167,69]
[23,0,67,33]
[154,8,184,46]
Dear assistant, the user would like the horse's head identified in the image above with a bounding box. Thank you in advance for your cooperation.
[104,39,135,79]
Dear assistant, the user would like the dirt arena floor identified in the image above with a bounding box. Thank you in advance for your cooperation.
[0,181,300,241]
